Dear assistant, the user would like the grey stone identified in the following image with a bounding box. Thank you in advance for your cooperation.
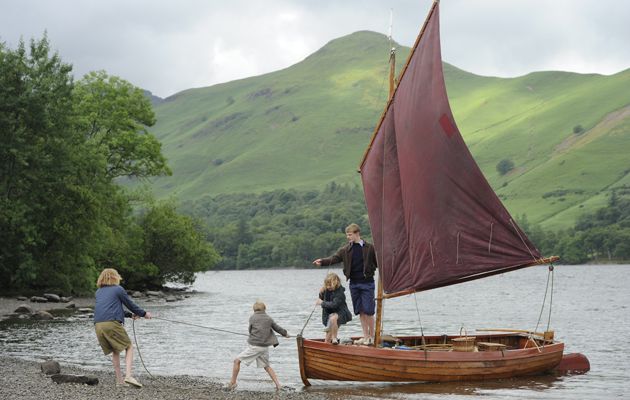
[30,296,48,303]
[146,290,163,297]
[14,304,34,314]
[60,296,72,303]
[65,303,76,309]
[50,374,98,385]
[43,293,61,302]
[16,296,28,301]
[32,311,54,320]
[77,308,93,313]
[40,360,61,375]
[165,296,177,302]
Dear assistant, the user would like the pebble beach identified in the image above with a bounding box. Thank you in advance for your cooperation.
[0,298,330,400]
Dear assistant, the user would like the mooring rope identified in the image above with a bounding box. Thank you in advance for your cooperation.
[152,316,249,337]
[130,314,293,388]
[299,303,318,336]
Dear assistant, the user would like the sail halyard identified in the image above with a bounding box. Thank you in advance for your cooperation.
[360,1,545,296]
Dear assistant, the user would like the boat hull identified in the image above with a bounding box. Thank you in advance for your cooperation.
[297,333,564,385]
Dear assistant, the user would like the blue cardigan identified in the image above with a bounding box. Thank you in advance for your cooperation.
[94,285,146,324]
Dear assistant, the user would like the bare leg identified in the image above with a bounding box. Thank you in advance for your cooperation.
[124,345,134,378]
[230,359,241,387]
[366,314,375,339]
[111,352,123,383]
[329,314,339,342]
[359,314,369,339]
[264,366,281,389]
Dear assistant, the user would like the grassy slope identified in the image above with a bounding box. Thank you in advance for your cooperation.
[149,31,630,229]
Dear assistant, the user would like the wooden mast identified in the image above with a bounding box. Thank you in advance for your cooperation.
[374,46,397,348]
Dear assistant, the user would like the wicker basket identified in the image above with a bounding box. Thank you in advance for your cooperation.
[452,336,476,352]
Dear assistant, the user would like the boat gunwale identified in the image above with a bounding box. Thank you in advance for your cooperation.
[300,334,564,362]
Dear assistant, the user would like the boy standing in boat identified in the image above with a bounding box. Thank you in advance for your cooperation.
[313,223,378,345]
[94,268,152,387]
[229,300,289,391]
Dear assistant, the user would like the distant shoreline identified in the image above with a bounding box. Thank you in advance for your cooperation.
[0,296,95,320]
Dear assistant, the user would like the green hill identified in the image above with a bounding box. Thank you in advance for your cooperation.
[148,31,630,230]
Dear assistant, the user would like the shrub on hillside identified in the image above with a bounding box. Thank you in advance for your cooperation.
[496,159,515,176]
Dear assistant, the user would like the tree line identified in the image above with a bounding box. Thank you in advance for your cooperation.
[1,37,218,295]
[182,184,630,269]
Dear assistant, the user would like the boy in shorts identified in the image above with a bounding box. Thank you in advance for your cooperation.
[229,300,289,390]
[94,268,152,387]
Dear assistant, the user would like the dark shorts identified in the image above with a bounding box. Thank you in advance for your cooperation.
[349,281,375,316]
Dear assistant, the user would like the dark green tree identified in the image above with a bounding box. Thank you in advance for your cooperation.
[140,201,220,287]
[496,158,515,175]
[0,36,105,293]
[73,70,171,179]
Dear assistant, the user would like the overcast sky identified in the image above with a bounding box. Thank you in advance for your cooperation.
[2,0,629,98]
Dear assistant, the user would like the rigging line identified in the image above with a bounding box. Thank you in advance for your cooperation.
[412,292,426,346]
[508,218,538,261]
[534,266,552,334]
[547,264,555,332]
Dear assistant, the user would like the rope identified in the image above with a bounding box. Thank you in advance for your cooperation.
[152,316,249,337]
[534,264,555,335]
[547,264,555,331]
[132,318,156,380]
[131,319,220,391]
[299,303,318,336]
[509,218,537,261]
[412,292,426,347]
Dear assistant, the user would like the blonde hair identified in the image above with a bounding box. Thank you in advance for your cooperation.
[323,272,341,291]
[253,300,266,311]
[97,268,122,287]
[345,223,361,234]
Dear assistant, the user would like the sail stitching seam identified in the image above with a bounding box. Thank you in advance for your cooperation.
[456,231,460,264]
[488,222,494,254]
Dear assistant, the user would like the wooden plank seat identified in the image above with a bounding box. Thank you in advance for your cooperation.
[477,342,507,351]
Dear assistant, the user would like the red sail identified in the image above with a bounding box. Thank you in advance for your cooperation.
[360,3,541,295]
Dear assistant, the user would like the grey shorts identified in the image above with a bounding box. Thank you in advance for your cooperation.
[236,344,270,368]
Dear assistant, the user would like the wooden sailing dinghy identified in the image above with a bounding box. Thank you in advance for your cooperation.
[297,0,565,385]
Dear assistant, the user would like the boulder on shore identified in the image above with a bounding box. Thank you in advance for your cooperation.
[30,296,48,303]
[40,360,61,375]
[43,294,61,303]
[14,304,34,314]
[50,374,98,385]
[32,311,54,320]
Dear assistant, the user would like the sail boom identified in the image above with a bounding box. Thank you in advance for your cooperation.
[382,256,559,299]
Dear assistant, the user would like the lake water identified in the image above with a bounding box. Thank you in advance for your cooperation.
[1,264,628,399]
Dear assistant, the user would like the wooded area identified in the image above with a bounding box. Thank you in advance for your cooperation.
[0,37,218,295]
[184,183,630,269]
